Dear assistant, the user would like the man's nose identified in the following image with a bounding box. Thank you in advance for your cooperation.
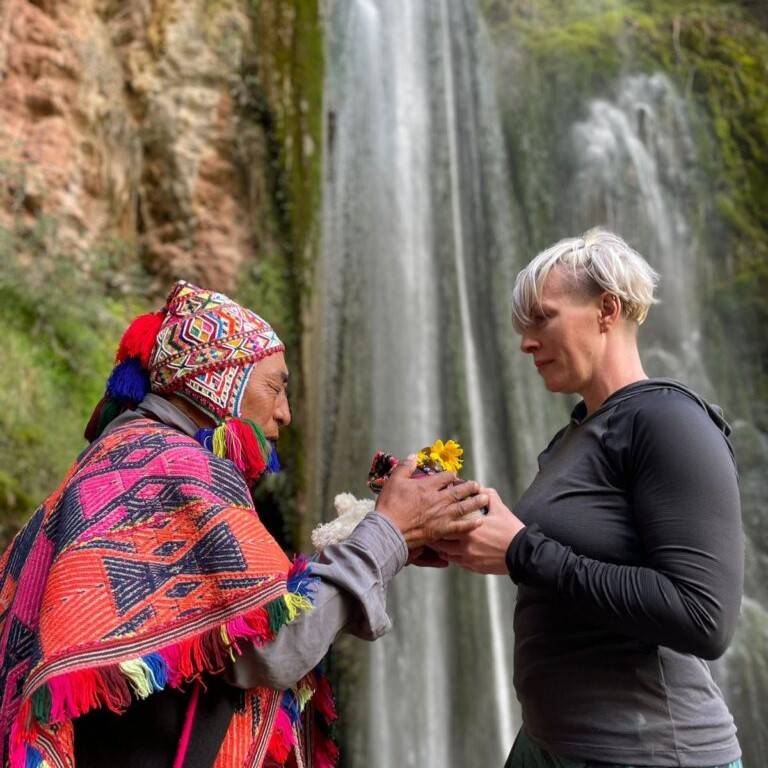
[275,397,291,428]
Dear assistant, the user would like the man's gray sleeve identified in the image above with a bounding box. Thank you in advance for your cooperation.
[225,512,408,691]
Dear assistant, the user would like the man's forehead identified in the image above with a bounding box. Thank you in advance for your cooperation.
[259,353,289,380]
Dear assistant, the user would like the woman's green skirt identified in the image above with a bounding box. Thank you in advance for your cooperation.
[505,730,743,768]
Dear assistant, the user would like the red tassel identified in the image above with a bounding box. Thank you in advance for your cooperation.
[116,311,165,368]
[267,707,295,764]
[228,419,267,483]
[9,700,33,768]
[312,675,337,724]
[314,733,340,768]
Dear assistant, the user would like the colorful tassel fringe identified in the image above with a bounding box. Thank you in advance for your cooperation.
[12,558,317,768]
[267,707,296,763]
[269,663,339,768]
[195,418,280,485]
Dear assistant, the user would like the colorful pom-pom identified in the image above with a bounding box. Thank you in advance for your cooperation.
[243,419,281,474]
[98,398,124,433]
[194,428,214,452]
[106,358,150,403]
[115,310,165,369]
[267,442,281,473]
[228,418,267,483]
[84,396,108,442]
[84,396,126,442]
[195,419,275,484]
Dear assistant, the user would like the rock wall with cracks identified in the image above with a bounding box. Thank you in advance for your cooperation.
[0,0,323,544]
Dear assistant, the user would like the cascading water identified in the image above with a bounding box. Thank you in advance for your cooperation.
[311,1,767,765]
[569,73,710,385]
[311,1,547,765]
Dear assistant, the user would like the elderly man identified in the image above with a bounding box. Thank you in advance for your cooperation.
[0,281,487,768]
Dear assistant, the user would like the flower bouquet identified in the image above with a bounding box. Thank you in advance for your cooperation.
[312,439,479,552]
[367,438,465,493]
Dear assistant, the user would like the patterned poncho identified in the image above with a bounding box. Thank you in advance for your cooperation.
[0,419,336,768]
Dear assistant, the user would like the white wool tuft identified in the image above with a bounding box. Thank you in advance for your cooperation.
[310,493,375,551]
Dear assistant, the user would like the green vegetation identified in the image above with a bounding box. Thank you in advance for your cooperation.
[483,0,768,408]
[0,219,150,546]
[234,0,324,546]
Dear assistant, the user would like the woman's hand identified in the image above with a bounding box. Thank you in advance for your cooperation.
[407,547,450,568]
[433,488,525,574]
[374,456,488,549]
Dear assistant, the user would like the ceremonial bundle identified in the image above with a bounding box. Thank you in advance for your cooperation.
[312,439,471,550]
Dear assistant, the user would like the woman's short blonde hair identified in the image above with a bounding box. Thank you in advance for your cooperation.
[511,228,660,330]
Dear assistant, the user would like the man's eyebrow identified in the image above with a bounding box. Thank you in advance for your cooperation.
[268,371,289,384]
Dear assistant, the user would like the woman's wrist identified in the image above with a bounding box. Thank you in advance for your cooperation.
[505,524,533,581]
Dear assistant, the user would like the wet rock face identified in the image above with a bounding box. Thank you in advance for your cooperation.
[0,0,140,248]
[0,0,272,291]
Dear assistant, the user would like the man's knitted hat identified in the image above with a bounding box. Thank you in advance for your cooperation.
[86,281,284,440]
[150,281,284,418]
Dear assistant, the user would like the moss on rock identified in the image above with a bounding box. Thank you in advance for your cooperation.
[232,0,324,547]
[484,0,768,407]
[0,220,148,546]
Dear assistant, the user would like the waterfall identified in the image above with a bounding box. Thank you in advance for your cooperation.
[312,1,768,765]
[312,0,547,765]
[569,73,709,385]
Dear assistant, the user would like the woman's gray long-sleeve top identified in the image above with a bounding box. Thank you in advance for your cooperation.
[505,379,743,767]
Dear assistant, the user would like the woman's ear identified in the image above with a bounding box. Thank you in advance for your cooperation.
[598,292,622,331]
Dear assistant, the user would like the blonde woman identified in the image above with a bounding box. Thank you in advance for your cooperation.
[438,229,744,768]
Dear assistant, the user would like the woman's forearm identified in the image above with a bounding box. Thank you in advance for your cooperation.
[506,524,739,659]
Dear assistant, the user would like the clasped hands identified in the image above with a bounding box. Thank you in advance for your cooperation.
[374,456,525,576]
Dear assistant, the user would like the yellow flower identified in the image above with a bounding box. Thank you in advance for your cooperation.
[428,438,464,473]
[417,448,433,466]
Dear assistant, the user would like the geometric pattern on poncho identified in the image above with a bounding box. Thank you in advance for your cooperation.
[149,281,284,419]
[0,418,320,768]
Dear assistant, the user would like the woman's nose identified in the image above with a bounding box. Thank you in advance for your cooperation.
[520,334,539,354]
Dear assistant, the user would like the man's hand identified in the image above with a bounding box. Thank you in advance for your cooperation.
[432,488,524,574]
[375,456,488,549]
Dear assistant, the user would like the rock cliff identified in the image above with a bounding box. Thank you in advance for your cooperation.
[0,0,321,292]
[0,0,322,541]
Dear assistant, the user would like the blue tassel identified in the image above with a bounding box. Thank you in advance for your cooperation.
[106,358,150,403]
[286,555,317,599]
[266,441,281,474]
[194,427,214,451]
[25,746,44,768]
[141,652,168,690]
[281,689,301,724]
